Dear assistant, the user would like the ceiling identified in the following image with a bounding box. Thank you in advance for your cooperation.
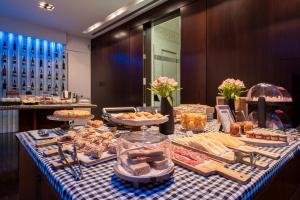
[0,0,163,38]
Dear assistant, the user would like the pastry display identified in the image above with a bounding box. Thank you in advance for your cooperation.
[230,123,240,137]
[201,132,246,148]
[181,113,207,130]
[53,110,91,118]
[21,96,41,104]
[245,130,288,142]
[246,83,293,103]
[117,112,164,120]
[174,104,214,121]
[173,135,230,156]
[87,120,103,128]
[115,130,173,181]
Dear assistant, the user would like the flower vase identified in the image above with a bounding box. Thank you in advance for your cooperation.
[226,98,236,120]
[159,97,174,135]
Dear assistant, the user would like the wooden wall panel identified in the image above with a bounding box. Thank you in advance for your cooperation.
[206,0,300,126]
[91,27,143,117]
[180,0,207,104]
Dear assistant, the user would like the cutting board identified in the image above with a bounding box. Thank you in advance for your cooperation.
[231,145,281,160]
[36,138,58,147]
[77,151,116,166]
[50,157,75,169]
[173,159,251,184]
[172,141,269,169]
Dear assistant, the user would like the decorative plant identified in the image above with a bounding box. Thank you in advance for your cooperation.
[218,78,247,100]
[148,76,180,106]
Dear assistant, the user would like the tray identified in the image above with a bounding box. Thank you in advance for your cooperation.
[109,114,168,127]
[47,115,94,122]
[238,135,288,147]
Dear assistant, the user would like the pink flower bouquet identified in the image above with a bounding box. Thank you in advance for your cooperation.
[218,78,247,100]
[148,76,180,105]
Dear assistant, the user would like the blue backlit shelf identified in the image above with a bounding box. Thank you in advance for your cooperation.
[0,31,68,97]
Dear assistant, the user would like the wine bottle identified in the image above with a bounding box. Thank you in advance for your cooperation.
[54,83,58,91]
[40,69,43,79]
[47,48,50,57]
[62,60,65,69]
[22,68,26,77]
[40,82,43,91]
[62,82,65,91]
[22,80,26,90]
[22,56,26,65]
[31,45,34,54]
[12,80,17,89]
[47,84,51,91]
[23,44,26,52]
[55,49,58,57]
[3,41,7,50]
[31,57,35,66]
[39,47,43,56]
[31,69,35,78]
[2,65,6,76]
[47,60,51,68]
[55,72,58,80]
[13,54,17,64]
[3,53,7,63]
[55,60,58,69]
[12,66,17,76]
[31,82,35,90]
[13,40,17,51]
[62,53,65,59]
[40,59,43,67]
[62,73,65,80]
[48,70,51,79]
[3,79,7,90]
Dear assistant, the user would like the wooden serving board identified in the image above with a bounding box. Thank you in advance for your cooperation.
[50,158,75,169]
[230,145,281,160]
[36,138,58,147]
[172,141,269,169]
[77,151,116,166]
[238,135,288,147]
[173,159,251,184]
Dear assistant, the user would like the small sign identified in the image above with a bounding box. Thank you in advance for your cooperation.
[215,105,235,133]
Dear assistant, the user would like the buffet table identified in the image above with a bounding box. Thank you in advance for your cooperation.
[16,128,300,200]
[0,104,96,131]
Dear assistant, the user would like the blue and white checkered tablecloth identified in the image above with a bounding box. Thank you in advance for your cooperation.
[16,129,300,200]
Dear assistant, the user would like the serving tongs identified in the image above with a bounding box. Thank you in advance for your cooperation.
[58,142,83,180]
[233,149,260,170]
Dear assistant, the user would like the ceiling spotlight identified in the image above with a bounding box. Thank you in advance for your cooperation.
[82,22,103,34]
[38,1,55,11]
[106,7,128,21]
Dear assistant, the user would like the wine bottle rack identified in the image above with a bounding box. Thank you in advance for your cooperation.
[0,31,68,97]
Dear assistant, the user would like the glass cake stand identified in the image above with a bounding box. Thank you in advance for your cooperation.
[47,115,94,130]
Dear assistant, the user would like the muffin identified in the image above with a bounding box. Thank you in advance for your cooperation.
[244,121,254,132]
[230,123,240,137]
[246,131,255,138]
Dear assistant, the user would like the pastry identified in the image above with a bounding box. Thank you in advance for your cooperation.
[180,113,207,130]
[53,110,91,118]
[117,112,164,120]
[278,135,288,142]
[127,149,164,159]
[255,132,263,139]
[246,131,255,138]
[230,123,240,137]
[244,121,254,132]
[270,134,279,141]
[151,159,169,170]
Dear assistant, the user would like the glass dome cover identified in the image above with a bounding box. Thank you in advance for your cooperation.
[246,83,292,102]
[115,130,173,178]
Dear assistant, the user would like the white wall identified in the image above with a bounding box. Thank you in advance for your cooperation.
[0,16,91,98]
[66,35,91,99]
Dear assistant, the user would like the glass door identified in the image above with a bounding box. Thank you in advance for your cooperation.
[143,13,181,107]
